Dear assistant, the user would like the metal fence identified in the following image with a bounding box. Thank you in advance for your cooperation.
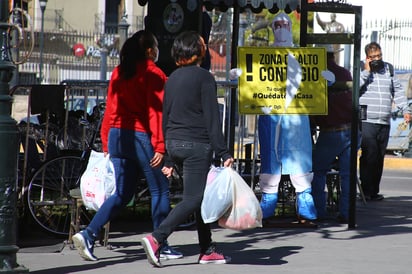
[15,13,412,84]
[15,10,234,85]
[16,30,123,85]
[10,81,108,210]
[360,18,412,72]
[362,19,412,71]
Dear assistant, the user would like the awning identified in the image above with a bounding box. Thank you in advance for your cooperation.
[203,1,300,13]
[138,0,302,13]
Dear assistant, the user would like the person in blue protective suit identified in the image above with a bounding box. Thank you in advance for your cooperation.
[258,12,317,223]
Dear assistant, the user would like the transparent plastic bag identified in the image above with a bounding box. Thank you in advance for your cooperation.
[201,166,233,223]
[218,168,262,230]
[80,151,116,211]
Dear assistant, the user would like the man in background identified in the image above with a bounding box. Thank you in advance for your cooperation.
[311,45,353,224]
[359,42,411,201]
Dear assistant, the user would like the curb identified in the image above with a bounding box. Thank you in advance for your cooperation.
[384,156,412,170]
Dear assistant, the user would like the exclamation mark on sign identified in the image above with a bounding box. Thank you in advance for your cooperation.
[246,54,253,81]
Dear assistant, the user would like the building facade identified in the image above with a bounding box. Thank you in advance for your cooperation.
[12,0,146,85]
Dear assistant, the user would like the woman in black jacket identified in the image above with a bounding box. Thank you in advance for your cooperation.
[141,31,234,267]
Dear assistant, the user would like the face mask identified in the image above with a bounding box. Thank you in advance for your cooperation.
[274,28,293,47]
[369,59,384,72]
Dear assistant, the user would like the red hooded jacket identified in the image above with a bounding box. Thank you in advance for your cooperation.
[101,59,167,153]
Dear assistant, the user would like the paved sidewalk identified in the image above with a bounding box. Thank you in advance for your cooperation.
[16,168,412,274]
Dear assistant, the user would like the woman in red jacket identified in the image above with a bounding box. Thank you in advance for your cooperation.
[73,30,181,261]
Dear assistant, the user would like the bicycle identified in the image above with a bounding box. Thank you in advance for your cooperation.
[26,103,105,236]
[26,102,195,236]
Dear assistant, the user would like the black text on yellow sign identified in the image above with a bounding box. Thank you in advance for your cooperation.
[238,47,328,115]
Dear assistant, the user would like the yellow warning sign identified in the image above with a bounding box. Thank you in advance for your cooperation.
[237,47,328,115]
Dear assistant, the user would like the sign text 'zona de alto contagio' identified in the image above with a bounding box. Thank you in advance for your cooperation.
[237,47,328,115]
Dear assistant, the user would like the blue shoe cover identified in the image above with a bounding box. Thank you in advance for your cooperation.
[296,188,317,220]
[260,193,278,219]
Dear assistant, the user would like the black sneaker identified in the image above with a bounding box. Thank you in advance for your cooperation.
[72,230,98,261]
[336,214,348,224]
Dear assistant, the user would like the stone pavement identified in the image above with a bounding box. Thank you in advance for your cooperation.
[15,166,412,274]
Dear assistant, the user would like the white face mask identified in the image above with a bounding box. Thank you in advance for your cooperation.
[274,28,293,47]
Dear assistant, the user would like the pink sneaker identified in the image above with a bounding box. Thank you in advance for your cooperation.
[198,244,231,264]
[141,234,162,267]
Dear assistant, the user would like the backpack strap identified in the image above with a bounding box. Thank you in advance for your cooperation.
[386,62,394,97]
[360,61,395,97]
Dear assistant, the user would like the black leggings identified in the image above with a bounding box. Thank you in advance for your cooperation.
[153,140,213,253]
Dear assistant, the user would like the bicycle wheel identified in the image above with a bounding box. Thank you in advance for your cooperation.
[27,154,84,236]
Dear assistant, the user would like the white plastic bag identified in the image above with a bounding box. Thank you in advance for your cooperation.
[201,166,233,223]
[218,168,262,230]
[80,150,116,211]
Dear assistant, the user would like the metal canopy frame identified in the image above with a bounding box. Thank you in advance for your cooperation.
[299,0,362,229]
[139,2,363,228]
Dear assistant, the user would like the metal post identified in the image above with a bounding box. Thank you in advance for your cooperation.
[344,44,351,71]
[371,30,378,42]
[348,5,363,230]
[9,9,19,89]
[0,1,29,272]
[118,11,130,50]
[100,48,108,80]
[228,6,238,157]
[238,13,248,138]
[39,0,47,83]
[238,13,248,47]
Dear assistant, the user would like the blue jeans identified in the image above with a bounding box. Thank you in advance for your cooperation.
[312,128,352,219]
[153,140,213,253]
[87,128,170,236]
